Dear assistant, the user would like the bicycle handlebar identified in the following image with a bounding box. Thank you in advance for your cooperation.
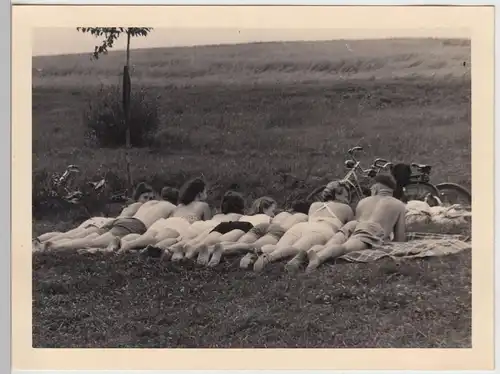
[348,146,363,154]
[373,158,388,166]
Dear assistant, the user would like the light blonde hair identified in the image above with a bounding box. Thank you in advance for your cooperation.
[247,196,277,215]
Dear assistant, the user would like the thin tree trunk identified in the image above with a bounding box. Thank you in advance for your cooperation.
[124,30,133,192]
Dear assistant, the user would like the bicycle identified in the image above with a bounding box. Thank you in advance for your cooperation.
[402,163,471,207]
[307,148,472,208]
[306,146,393,207]
[48,165,129,217]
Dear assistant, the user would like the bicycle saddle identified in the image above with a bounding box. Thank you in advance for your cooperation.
[411,163,431,169]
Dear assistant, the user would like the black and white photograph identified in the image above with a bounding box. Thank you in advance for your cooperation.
[30,15,474,350]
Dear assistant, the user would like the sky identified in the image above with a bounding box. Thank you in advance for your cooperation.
[32,27,470,56]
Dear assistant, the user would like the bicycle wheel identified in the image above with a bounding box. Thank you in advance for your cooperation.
[403,182,440,201]
[435,182,471,207]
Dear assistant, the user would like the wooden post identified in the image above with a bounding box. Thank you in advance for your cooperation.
[123,31,133,193]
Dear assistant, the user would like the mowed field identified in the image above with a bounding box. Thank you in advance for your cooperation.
[32,38,472,348]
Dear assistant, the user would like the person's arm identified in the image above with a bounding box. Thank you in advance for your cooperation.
[202,203,213,220]
[393,208,407,242]
[120,202,143,217]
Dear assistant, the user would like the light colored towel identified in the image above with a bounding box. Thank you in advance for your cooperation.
[338,232,471,263]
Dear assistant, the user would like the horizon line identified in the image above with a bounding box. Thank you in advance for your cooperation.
[32,36,471,58]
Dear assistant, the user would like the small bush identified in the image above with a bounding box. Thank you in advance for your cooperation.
[84,85,160,148]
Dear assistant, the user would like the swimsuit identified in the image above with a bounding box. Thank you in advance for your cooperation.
[310,202,344,230]
[210,221,254,235]
[266,223,287,240]
[248,223,271,238]
[106,217,148,237]
[350,221,385,248]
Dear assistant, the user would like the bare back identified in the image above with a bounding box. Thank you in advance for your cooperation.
[355,195,406,241]
[171,201,212,223]
[133,200,177,228]
[118,202,143,218]
[309,201,354,229]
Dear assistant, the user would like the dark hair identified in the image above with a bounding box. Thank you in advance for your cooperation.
[178,177,206,205]
[161,186,179,205]
[220,191,245,215]
[391,163,412,200]
[133,182,154,201]
[248,196,277,215]
[322,181,345,202]
[291,200,312,214]
[374,173,397,191]
[322,189,335,202]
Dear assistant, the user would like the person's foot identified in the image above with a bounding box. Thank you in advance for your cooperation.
[160,248,172,261]
[196,245,211,266]
[107,236,121,252]
[184,246,197,260]
[285,250,307,274]
[253,254,270,272]
[207,244,223,267]
[115,248,126,256]
[141,245,163,258]
[305,251,321,273]
[171,249,184,262]
[42,241,53,252]
[239,252,257,269]
[32,238,42,252]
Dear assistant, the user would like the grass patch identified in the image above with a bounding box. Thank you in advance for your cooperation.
[32,248,471,348]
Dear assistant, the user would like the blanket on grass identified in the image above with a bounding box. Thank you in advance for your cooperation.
[338,232,471,263]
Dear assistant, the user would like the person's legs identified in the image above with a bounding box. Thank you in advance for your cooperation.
[253,224,318,272]
[235,232,260,244]
[122,233,142,242]
[203,229,248,267]
[219,233,276,257]
[183,229,218,259]
[254,232,326,272]
[44,231,103,251]
[285,227,350,273]
[38,225,98,244]
[88,232,124,249]
[306,237,367,272]
[195,231,226,265]
[60,227,101,241]
[37,231,62,242]
[285,244,324,273]
[115,231,159,253]
[168,227,206,260]
[209,235,269,268]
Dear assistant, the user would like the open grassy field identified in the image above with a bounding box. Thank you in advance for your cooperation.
[32,38,471,348]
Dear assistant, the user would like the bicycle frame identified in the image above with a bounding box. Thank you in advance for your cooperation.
[339,161,365,201]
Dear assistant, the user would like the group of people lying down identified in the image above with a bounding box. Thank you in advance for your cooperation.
[34,173,407,272]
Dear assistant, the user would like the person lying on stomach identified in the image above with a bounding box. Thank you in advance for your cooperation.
[301,173,406,272]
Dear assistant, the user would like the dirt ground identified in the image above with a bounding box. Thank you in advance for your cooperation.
[32,38,471,347]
